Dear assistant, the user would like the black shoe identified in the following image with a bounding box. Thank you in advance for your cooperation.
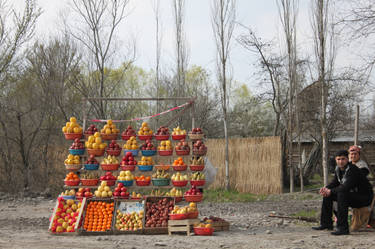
[331,229,349,236]
[312,225,333,230]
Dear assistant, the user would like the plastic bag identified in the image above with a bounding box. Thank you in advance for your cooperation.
[203,157,217,187]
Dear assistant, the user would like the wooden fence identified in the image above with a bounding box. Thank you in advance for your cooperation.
[206,136,282,194]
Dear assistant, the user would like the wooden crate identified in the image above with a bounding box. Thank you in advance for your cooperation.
[143,196,174,234]
[211,221,230,231]
[112,199,145,235]
[168,219,200,236]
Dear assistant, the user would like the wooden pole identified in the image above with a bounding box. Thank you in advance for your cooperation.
[354,105,359,145]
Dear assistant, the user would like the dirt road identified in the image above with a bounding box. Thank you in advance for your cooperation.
[0,193,374,249]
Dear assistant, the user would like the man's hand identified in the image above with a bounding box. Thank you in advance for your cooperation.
[319,187,331,197]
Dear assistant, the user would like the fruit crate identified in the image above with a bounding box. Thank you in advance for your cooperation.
[211,220,230,232]
[143,196,174,235]
[49,197,87,235]
[168,219,200,236]
[112,199,145,235]
[78,198,115,235]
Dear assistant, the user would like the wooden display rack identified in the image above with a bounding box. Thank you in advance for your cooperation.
[168,219,200,236]
[211,220,230,231]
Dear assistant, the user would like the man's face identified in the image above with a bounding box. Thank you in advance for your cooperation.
[336,155,348,169]
[349,151,360,163]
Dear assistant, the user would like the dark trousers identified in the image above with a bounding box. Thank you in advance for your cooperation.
[320,191,373,230]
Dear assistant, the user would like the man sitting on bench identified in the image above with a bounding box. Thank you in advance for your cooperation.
[348,145,370,177]
[312,150,374,235]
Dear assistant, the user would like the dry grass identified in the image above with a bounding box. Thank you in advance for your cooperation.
[206,136,282,194]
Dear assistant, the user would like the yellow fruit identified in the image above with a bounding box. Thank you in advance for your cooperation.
[86,143,92,149]
[105,128,111,134]
[94,132,100,137]
[73,159,80,164]
[205,224,212,228]
[56,226,63,233]
[142,122,147,127]
[189,202,196,208]
[131,145,137,150]
[70,117,77,123]
[138,131,143,135]
[77,127,83,133]
[73,127,80,133]
[66,122,70,127]
[74,155,79,160]
[95,137,102,144]
[62,127,67,133]
[67,127,73,133]
[68,154,74,160]
[99,143,107,149]
[92,143,99,149]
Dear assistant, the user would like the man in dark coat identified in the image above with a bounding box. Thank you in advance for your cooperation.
[312,150,374,235]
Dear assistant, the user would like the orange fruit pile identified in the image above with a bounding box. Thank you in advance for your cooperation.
[83,201,114,232]
[65,172,79,181]
[173,157,185,166]
[134,175,151,181]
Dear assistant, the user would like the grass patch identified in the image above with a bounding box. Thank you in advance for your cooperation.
[292,209,318,218]
[204,188,267,202]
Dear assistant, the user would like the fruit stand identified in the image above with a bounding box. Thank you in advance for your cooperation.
[49,97,223,236]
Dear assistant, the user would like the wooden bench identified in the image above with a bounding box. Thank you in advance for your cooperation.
[351,197,375,231]
[168,219,200,236]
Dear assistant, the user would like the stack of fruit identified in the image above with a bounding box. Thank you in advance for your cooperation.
[64,154,81,171]
[140,140,156,156]
[193,140,207,156]
[193,222,213,236]
[86,132,107,156]
[99,172,117,186]
[69,138,85,155]
[157,140,172,156]
[75,188,93,199]
[60,189,76,199]
[50,198,83,233]
[169,205,188,219]
[62,117,83,140]
[117,170,134,186]
[155,126,170,140]
[171,172,188,187]
[115,209,144,231]
[190,156,205,171]
[84,124,98,138]
[189,127,204,140]
[184,185,203,202]
[83,201,114,232]
[113,183,129,199]
[106,140,121,156]
[152,170,170,186]
[172,157,187,171]
[120,152,137,171]
[100,119,120,140]
[172,126,186,140]
[138,122,153,140]
[123,136,138,156]
[64,172,80,186]
[165,188,183,202]
[190,172,206,186]
[80,172,99,186]
[130,191,143,199]
[94,181,113,198]
[145,198,174,228]
[138,156,154,171]
[84,155,99,170]
[175,138,190,155]
[121,125,136,140]
[134,175,151,186]
[149,189,166,197]
[100,155,119,171]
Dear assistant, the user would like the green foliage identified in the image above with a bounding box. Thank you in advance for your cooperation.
[204,188,267,202]
[292,209,318,218]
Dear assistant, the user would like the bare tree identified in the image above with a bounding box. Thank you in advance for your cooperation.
[277,0,299,192]
[172,0,188,98]
[67,0,134,118]
[211,0,236,190]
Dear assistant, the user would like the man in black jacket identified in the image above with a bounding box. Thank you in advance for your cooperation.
[312,150,374,235]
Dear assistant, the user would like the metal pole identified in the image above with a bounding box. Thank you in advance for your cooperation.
[354,105,359,145]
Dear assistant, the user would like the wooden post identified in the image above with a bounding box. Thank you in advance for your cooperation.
[82,98,88,132]
[354,105,359,145]
[191,101,195,129]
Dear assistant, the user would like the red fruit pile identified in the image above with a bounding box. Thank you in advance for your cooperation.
[145,198,174,228]
[70,138,84,150]
[175,139,190,151]
[121,152,137,166]
[141,139,156,150]
[191,127,203,134]
[156,126,169,135]
[76,188,93,198]
[193,140,206,152]
[184,185,202,196]
[100,172,116,181]
[85,124,98,134]
[85,154,99,165]
[108,140,121,150]
[122,125,136,136]
[113,183,129,198]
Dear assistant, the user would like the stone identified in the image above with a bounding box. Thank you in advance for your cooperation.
[266,230,272,234]
[154,242,167,247]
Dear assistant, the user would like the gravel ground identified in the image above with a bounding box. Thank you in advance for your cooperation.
[0,193,374,249]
